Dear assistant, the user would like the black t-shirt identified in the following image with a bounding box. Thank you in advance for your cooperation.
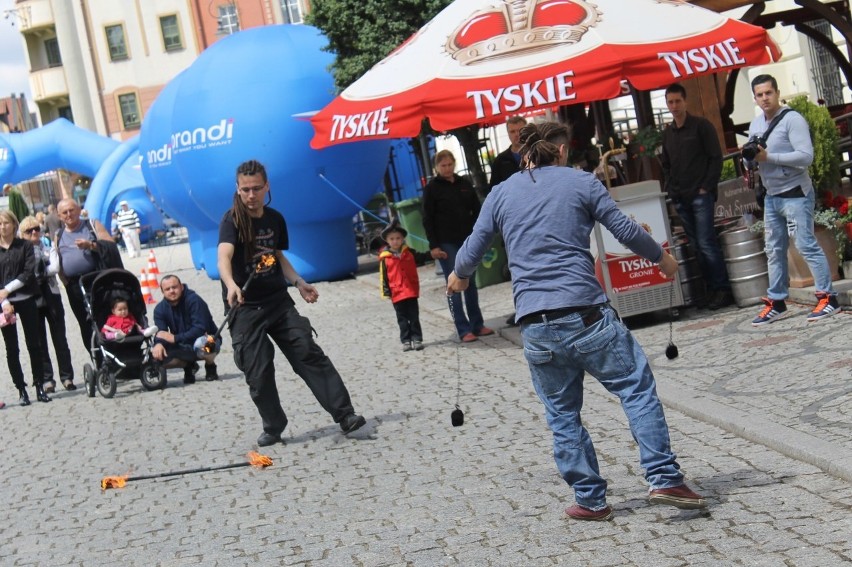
[218,207,295,308]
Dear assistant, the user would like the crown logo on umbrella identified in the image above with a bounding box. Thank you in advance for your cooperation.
[445,0,601,65]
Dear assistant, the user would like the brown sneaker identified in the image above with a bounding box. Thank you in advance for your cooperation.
[649,484,707,509]
[564,504,614,521]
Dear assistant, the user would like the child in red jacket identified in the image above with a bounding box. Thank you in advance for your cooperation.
[101,298,158,341]
[379,220,446,351]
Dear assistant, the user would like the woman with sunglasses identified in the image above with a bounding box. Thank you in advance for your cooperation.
[0,210,49,405]
[20,216,74,394]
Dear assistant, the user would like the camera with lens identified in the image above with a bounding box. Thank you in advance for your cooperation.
[741,136,765,161]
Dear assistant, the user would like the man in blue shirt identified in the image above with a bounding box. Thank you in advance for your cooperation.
[449,121,707,521]
[152,275,219,384]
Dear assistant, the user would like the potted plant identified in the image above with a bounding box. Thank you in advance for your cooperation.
[626,125,664,182]
[748,193,848,286]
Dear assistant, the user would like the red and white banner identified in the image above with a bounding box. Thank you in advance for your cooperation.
[311,0,780,149]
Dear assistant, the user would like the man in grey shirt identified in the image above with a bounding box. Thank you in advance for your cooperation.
[55,198,113,354]
[746,74,839,325]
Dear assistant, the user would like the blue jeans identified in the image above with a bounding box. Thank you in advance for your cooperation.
[763,191,835,299]
[520,305,684,510]
[675,193,730,291]
[439,242,484,337]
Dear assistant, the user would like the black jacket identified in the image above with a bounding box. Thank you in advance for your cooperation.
[488,147,522,194]
[660,113,723,203]
[422,174,481,249]
[0,238,38,302]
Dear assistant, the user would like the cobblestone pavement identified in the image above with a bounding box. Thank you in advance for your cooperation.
[0,243,850,566]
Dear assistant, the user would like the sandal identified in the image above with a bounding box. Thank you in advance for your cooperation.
[63,380,77,391]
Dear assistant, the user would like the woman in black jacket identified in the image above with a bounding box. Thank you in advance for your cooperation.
[422,150,493,342]
[0,210,48,405]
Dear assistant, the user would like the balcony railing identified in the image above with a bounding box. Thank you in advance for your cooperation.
[31,65,68,102]
[13,0,55,32]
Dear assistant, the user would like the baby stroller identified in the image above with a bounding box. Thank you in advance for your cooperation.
[80,268,167,398]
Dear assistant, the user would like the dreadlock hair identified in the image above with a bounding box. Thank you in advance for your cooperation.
[232,159,270,261]
[518,122,572,181]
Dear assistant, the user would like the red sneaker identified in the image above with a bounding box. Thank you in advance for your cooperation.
[476,326,495,336]
[564,504,614,521]
[461,333,478,343]
[649,484,707,509]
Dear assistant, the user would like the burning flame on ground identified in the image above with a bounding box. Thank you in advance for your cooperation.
[101,475,128,490]
[248,451,273,467]
[101,453,271,490]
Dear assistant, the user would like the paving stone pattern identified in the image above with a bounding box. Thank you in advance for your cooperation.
[0,243,849,566]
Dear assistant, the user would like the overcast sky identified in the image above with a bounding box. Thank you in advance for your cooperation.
[0,0,35,104]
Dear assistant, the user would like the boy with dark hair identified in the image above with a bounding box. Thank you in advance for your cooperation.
[379,220,445,351]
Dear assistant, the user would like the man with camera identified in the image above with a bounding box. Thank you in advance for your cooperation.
[661,83,733,310]
[746,74,839,325]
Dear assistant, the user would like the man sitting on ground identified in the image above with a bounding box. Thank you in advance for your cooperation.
[152,275,220,384]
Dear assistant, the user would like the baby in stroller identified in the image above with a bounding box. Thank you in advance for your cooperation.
[101,298,158,341]
[81,269,167,398]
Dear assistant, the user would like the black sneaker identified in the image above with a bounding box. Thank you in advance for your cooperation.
[751,298,788,326]
[204,363,219,381]
[707,289,734,311]
[183,362,199,384]
[340,413,366,434]
[257,432,284,447]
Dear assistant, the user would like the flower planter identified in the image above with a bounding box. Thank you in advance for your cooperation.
[787,226,841,287]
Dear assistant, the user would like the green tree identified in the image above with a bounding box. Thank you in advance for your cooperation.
[307,0,451,92]
[8,190,30,223]
[308,0,493,195]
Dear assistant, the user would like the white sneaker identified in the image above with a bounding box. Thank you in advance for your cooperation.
[143,326,159,338]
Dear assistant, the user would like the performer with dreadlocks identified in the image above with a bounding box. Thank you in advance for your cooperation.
[217,159,366,447]
[447,122,706,521]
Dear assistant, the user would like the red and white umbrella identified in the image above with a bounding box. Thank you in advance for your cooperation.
[310,0,780,148]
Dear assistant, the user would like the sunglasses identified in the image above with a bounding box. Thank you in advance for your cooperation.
[24,227,41,234]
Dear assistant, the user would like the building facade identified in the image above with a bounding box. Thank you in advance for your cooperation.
[0,92,37,133]
[10,0,308,140]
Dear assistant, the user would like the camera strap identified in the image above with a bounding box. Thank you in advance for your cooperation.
[758,107,793,144]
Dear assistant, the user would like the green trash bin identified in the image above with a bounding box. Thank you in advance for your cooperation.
[391,197,430,253]
[475,234,510,289]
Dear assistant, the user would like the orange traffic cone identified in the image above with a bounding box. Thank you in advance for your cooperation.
[147,270,159,296]
[140,269,156,305]
[147,250,160,277]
